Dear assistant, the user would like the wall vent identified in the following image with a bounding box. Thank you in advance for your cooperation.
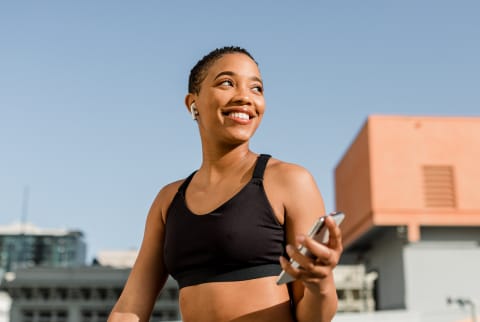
[422,165,456,208]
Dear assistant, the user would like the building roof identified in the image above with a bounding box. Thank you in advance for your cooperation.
[0,222,83,237]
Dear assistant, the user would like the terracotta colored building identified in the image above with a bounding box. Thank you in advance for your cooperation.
[335,115,480,312]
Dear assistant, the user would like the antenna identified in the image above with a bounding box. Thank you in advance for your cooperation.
[18,185,30,268]
[21,185,29,230]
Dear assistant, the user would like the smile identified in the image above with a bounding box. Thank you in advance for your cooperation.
[222,109,254,121]
[228,112,250,120]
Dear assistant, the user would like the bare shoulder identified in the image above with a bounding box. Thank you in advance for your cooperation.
[153,179,185,223]
[264,157,325,224]
[265,157,317,190]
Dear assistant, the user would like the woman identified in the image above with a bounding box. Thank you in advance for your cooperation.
[108,46,343,322]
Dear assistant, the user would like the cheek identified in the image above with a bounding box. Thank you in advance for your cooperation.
[255,98,266,114]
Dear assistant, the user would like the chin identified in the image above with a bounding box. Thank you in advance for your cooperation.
[222,134,253,147]
[230,131,256,143]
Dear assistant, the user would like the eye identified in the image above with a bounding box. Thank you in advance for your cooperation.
[252,85,263,93]
[219,79,233,87]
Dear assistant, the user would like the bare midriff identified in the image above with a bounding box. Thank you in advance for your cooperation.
[178,276,295,322]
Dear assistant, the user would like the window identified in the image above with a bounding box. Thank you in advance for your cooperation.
[55,287,68,300]
[20,287,32,300]
[38,287,50,300]
[21,310,33,322]
[38,311,52,322]
[80,287,91,300]
[81,310,92,322]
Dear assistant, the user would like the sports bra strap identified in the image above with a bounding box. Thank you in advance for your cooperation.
[252,154,271,180]
[178,171,197,195]
[178,154,271,194]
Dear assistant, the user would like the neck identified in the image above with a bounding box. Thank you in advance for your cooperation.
[198,144,256,183]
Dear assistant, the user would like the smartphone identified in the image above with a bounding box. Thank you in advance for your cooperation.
[276,212,345,285]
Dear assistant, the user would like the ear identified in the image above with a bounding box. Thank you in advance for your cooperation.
[185,93,196,113]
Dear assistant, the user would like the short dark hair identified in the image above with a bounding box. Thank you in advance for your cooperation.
[188,46,258,94]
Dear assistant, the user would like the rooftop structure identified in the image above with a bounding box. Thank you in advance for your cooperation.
[93,250,138,268]
[335,115,480,314]
[336,115,480,246]
[0,222,86,273]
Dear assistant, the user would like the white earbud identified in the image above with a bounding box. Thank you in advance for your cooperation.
[190,103,198,120]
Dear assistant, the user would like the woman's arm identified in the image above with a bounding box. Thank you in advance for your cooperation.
[283,215,342,322]
[269,162,342,322]
[108,184,177,322]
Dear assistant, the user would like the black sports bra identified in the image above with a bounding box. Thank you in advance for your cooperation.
[163,154,285,289]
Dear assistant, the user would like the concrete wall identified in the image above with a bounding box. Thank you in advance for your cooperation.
[332,308,475,322]
[421,226,480,243]
[363,228,407,310]
[404,241,480,312]
[335,121,373,246]
[368,116,480,212]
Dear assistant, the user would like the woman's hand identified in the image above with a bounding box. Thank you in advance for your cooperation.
[280,215,343,295]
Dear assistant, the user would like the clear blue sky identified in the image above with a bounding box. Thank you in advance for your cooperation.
[1,1,479,261]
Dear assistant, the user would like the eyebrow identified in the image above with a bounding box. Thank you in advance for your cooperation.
[213,71,263,84]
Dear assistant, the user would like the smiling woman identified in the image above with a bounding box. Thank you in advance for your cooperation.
[108,46,343,322]
[187,50,266,146]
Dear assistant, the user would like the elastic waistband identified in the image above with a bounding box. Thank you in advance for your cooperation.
[177,263,282,289]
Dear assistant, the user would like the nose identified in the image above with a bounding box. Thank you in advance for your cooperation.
[231,85,253,106]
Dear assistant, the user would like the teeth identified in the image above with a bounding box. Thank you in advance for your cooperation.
[230,112,249,120]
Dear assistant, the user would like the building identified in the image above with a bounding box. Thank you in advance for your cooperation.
[0,248,182,322]
[334,265,377,312]
[0,223,86,273]
[335,115,480,320]
[0,266,180,322]
[92,250,138,268]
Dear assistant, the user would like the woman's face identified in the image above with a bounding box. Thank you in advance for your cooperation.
[189,53,265,146]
